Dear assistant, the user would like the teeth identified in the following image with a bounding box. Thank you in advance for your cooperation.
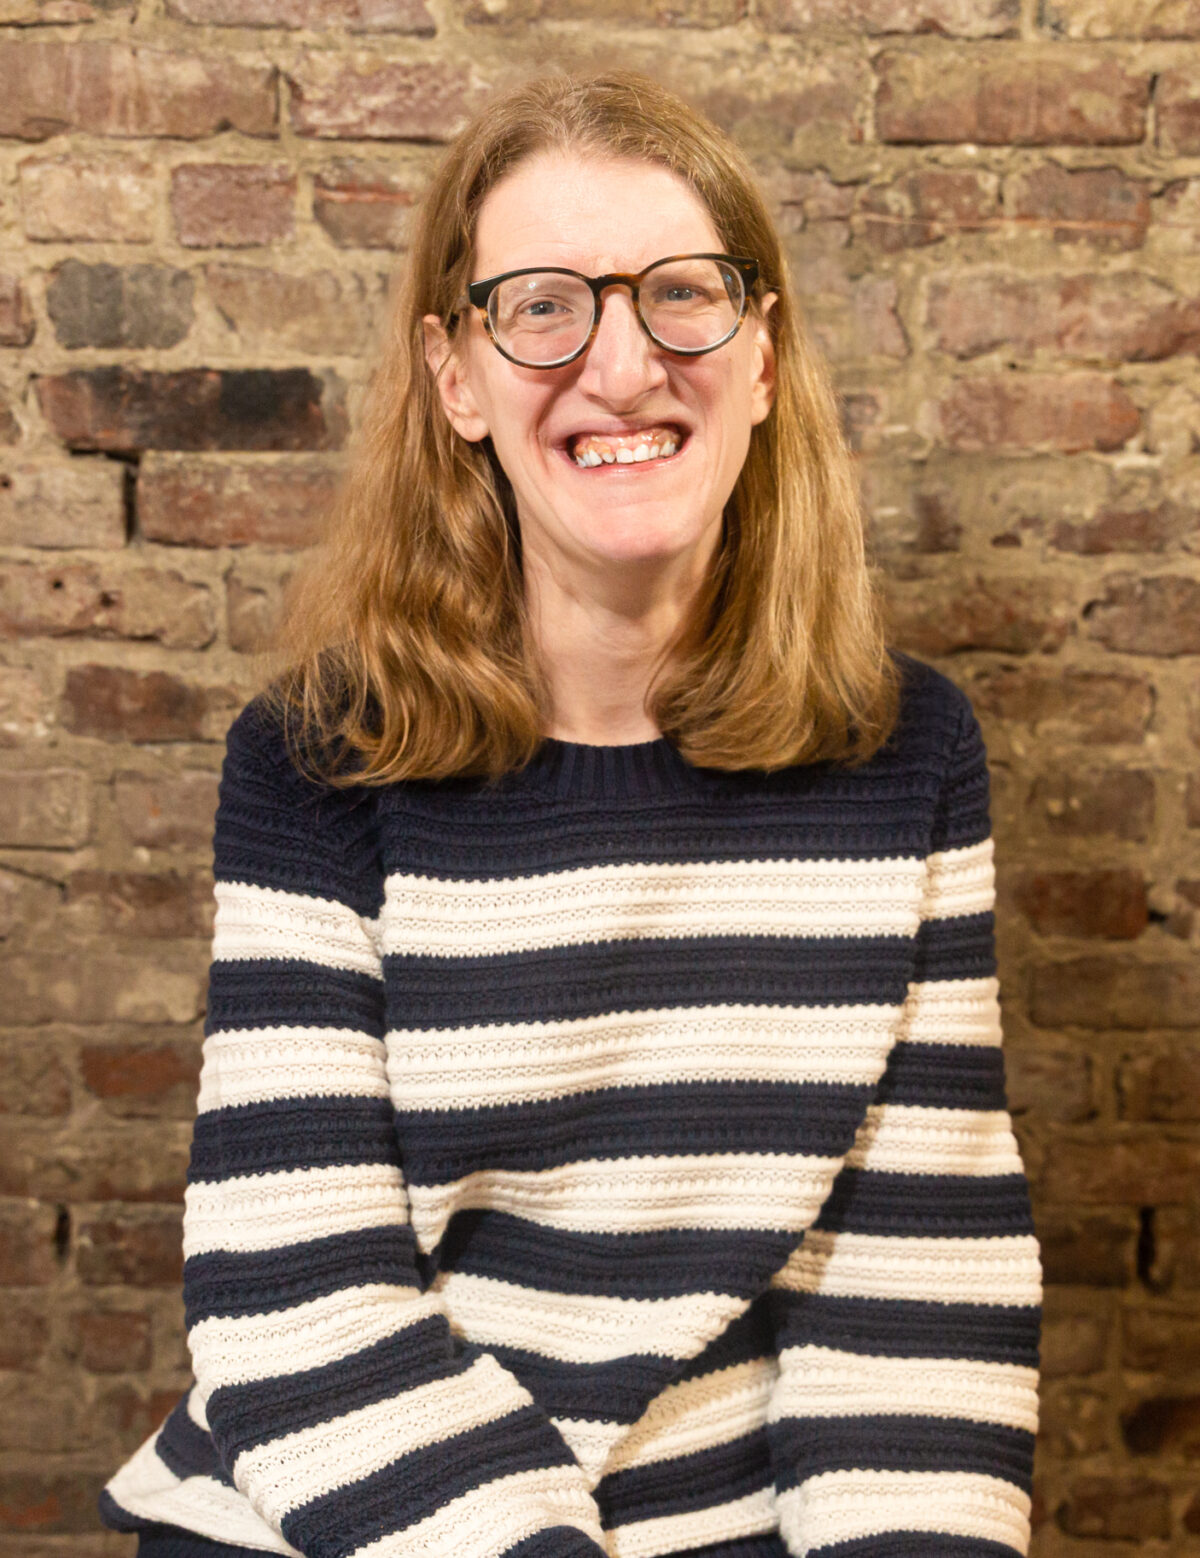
[572,434,681,468]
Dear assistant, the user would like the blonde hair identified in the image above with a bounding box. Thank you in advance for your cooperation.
[273,69,901,781]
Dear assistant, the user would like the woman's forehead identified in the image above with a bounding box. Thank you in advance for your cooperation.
[471,151,724,277]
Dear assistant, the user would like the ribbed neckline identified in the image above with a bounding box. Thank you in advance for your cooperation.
[519,732,704,801]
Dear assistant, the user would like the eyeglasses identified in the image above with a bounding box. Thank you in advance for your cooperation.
[456,253,760,369]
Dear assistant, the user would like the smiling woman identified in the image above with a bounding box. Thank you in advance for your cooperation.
[99,70,1040,1558]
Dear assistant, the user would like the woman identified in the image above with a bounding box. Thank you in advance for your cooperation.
[102,70,1040,1558]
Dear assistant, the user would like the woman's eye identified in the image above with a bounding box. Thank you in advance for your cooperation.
[520,297,569,317]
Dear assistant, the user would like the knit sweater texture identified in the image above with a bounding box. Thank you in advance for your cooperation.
[101,650,1041,1558]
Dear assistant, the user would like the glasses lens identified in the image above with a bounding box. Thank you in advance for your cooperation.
[641,257,744,353]
[489,272,594,365]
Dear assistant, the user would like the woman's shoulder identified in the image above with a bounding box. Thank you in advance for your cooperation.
[886,648,982,759]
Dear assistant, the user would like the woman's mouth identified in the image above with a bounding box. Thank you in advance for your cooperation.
[567,425,685,468]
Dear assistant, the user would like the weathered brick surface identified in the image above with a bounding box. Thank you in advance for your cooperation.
[0,11,1195,1554]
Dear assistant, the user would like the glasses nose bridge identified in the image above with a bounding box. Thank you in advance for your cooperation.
[588,271,650,339]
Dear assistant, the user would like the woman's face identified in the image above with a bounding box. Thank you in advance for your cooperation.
[425,150,776,588]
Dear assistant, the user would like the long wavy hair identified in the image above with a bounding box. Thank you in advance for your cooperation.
[271,70,901,782]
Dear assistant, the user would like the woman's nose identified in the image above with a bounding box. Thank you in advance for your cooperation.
[576,287,667,402]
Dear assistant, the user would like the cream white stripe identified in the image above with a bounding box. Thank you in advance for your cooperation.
[198,1027,388,1113]
[188,1284,432,1392]
[381,856,927,956]
[184,1163,406,1258]
[431,1270,744,1364]
[407,1152,841,1252]
[104,1434,298,1555]
[770,1230,1042,1307]
[923,838,995,920]
[898,976,1002,1047]
[550,1417,629,1487]
[776,1469,1030,1553]
[607,1486,778,1558]
[386,1003,896,1110]
[213,881,382,976]
[185,1382,209,1431]
[345,1466,605,1558]
[603,1357,780,1477]
[771,1345,1038,1432]
[848,1104,1023,1177]
[234,1354,537,1528]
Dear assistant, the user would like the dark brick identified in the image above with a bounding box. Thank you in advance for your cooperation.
[0,1302,49,1369]
[0,1469,105,1533]
[856,169,999,251]
[46,260,193,349]
[1122,1394,1200,1455]
[1117,1045,1200,1121]
[966,665,1153,743]
[1009,868,1147,938]
[1027,768,1155,840]
[1037,1207,1137,1285]
[65,871,212,939]
[71,1308,152,1373]
[1038,1135,1200,1203]
[62,665,210,742]
[1084,574,1200,654]
[36,365,348,453]
[1057,1477,1170,1539]
[1007,163,1150,249]
[113,769,220,848]
[934,373,1140,453]
[76,1209,182,1287]
[885,573,1073,654]
[1158,69,1200,155]
[0,1202,59,1285]
[81,1040,201,1117]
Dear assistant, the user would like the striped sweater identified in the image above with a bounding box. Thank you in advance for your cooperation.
[101,650,1041,1558]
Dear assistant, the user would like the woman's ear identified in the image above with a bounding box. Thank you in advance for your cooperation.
[748,292,778,427]
[422,314,490,443]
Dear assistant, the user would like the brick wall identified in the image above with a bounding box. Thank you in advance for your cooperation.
[0,0,1197,1553]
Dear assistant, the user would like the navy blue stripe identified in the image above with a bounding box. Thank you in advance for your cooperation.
[385,936,915,1028]
[184,1225,419,1325]
[434,1209,793,1299]
[815,1170,1035,1238]
[208,1321,456,1462]
[205,960,384,1037]
[813,1538,1021,1558]
[674,1294,777,1383]
[399,1081,873,1184]
[769,1416,1034,1493]
[496,1531,608,1558]
[282,1408,582,1558]
[598,1428,772,1520]
[766,1291,1040,1368]
[877,1041,1007,1111]
[188,1095,400,1183]
[154,1398,231,1485]
[913,912,996,983]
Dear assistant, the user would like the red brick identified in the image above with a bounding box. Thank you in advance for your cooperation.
[856,169,999,251]
[1008,162,1149,249]
[1057,1477,1170,1539]
[171,163,295,248]
[19,153,156,243]
[2,950,205,1025]
[113,769,220,848]
[0,1202,59,1285]
[1009,868,1148,939]
[0,458,125,548]
[1051,500,1187,554]
[1158,69,1200,154]
[1122,1393,1200,1455]
[884,572,1073,654]
[0,769,92,848]
[46,259,193,351]
[1123,1308,1200,1372]
[61,665,210,742]
[286,54,472,140]
[876,48,1149,145]
[312,158,419,248]
[0,1470,105,1533]
[966,665,1154,743]
[1117,1045,1200,1121]
[167,0,434,27]
[36,365,348,453]
[0,1302,49,1369]
[81,1040,201,1117]
[1038,1134,1200,1202]
[927,271,1200,362]
[76,1209,182,1287]
[0,39,276,140]
[99,1383,178,1445]
[1190,773,1200,828]
[1084,574,1200,655]
[138,452,336,548]
[205,263,378,354]
[1004,1044,1093,1123]
[0,562,214,650]
[761,0,1015,31]
[0,275,33,346]
[1032,957,1200,1030]
[0,1042,71,1117]
[71,1308,151,1373]
[65,871,213,938]
[933,373,1139,452]
[1040,1291,1109,1377]
[808,275,908,362]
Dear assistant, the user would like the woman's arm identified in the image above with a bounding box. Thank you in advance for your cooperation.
[766,691,1042,1557]
[185,702,608,1558]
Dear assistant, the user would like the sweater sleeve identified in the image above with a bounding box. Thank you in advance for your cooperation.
[765,688,1042,1558]
[184,703,609,1558]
